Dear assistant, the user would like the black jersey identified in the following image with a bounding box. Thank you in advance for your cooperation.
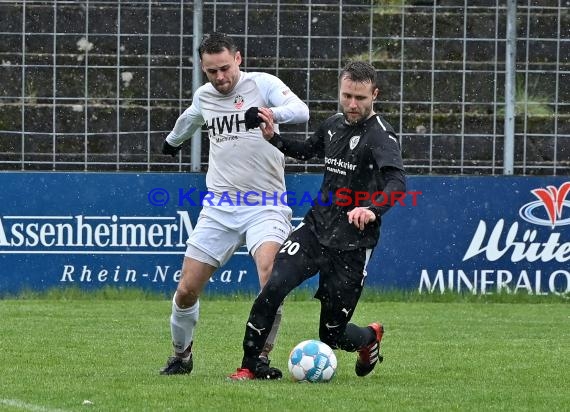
[269,113,405,250]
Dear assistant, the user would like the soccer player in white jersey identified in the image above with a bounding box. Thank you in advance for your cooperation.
[159,32,309,377]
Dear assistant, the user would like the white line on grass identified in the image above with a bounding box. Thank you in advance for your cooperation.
[0,399,69,412]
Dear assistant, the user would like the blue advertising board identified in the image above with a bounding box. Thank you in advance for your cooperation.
[0,172,568,296]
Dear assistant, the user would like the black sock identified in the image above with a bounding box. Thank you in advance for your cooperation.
[241,356,259,371]
[343,323,375,351]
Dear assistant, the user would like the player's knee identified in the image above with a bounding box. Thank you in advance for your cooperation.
[256,262,275,286]
[260,269,284,294]
[175,284,199,307]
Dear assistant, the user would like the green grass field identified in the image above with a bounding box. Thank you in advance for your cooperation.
[0,293,568,411]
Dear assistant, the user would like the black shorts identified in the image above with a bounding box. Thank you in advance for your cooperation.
[273,223,372,328]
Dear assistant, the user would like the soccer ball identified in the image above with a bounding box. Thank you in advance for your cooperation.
[288,339,337,382]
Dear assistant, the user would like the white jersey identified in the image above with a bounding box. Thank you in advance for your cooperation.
[166,71,309,205]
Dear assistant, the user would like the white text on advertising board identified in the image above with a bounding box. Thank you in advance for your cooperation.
[419,183,570,295]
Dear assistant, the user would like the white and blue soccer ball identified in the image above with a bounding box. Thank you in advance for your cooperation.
[287,339,337,382]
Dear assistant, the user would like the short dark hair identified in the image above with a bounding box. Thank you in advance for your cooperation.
[339,61,378,89]
[198,32,238,58]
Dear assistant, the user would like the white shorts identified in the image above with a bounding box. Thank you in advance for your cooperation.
[184,205,292,267]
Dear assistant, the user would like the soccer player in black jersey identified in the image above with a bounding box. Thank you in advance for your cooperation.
[229,61,406,380]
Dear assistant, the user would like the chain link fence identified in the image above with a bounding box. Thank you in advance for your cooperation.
[0,0,568,174]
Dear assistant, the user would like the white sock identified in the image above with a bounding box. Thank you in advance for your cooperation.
[170,295,199,355]
[262,303,283,357]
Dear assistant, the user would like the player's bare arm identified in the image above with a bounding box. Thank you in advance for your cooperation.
[347,207,376,231]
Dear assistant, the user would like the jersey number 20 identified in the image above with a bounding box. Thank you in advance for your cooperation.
[279,240,300,255]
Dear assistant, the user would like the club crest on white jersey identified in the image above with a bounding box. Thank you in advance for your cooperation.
[234,95,244,110]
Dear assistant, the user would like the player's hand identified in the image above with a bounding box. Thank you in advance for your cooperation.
[162,140,182,157]
[258,107,275,140]
[244,107,262,129]
[347,208,376,230]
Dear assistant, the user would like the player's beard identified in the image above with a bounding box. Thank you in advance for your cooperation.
[343,105,372,125]
[213,80,232,94]
[212,72,240,95]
